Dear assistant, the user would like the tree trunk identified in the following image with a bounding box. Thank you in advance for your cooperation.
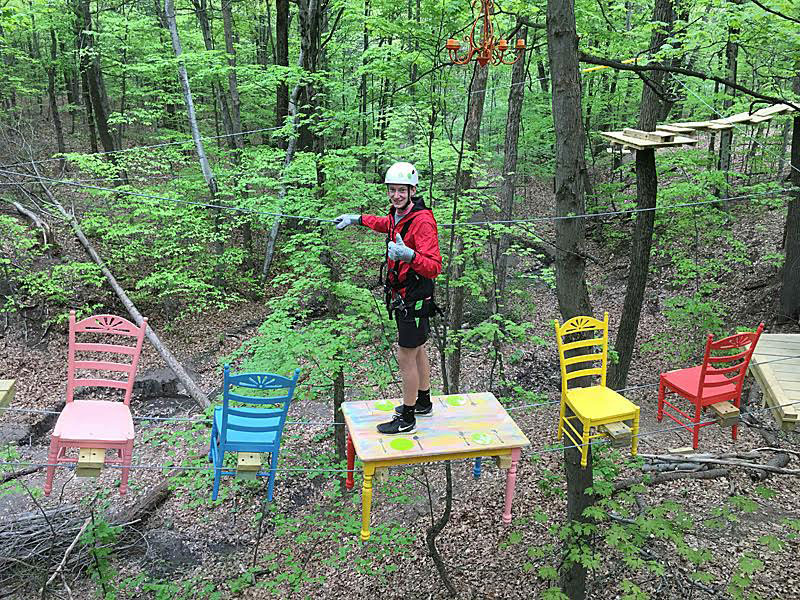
[547,1,593,596]
[717,24,739,200]
[47,29,66,165]
[495,25,527,313]
[164,0,224,270]
[275,0,289,133]
[445,62,488,394]
[779,75,800,323]
[547,0,592,323]
[77,0,116,156]
[191,0,236,143]
[221,0,244,150]
[608,0,674,391]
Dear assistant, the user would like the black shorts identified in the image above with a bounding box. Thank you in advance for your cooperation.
[396,310,430,348]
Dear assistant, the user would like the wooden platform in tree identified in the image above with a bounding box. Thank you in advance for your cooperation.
[599,129,698,151]
[748,334,800,431]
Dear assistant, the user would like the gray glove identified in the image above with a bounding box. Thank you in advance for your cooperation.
[388,234,415,263]
[333,214,360,230]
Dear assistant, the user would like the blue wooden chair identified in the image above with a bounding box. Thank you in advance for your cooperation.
[209,365,301,501]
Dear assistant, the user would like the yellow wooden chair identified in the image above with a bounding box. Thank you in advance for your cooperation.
[554,312,640,467]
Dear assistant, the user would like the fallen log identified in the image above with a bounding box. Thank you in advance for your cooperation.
[615,467,730,492]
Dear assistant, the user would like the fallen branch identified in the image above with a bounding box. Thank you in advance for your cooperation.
[0,466,41,484]
[638,453,800,475]
[40,517,91,595]
[3,198,51,246]
[615,467,730,492]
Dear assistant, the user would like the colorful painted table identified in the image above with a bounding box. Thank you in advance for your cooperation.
[343,392,530,541]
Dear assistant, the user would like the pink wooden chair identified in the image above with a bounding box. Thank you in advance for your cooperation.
[44,311,147,495]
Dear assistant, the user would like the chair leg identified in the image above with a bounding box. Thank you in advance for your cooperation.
[657,380,665,422]
[631,409,640,458]
[732,396,740,442]
[692,402,702,450]
[211,447,222,501]
[580,422,590,468]
[502,448,521,524]
[557,400,566,441]
[473,457,482,480]
[267,452,278,502]
[119,443,132,495]
[208,422,216,462]
[346,432,355,490]
[43,437,60,496]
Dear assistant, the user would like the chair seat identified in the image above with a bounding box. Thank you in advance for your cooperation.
[213,406,279,447]
[661,366,737,403]
[564,386,638,422]
[53,400,134,442]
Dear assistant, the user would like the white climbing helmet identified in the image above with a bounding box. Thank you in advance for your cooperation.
[384,162,419,186]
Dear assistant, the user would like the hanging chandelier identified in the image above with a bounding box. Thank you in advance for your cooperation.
[445,0,525,67]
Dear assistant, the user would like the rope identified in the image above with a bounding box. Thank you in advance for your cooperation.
[0,166,790,228]
[2,397,797,476]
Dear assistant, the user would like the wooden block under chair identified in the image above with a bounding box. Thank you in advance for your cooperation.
[710,401,740,427]
[0,379,15,415]
[76,448,105,478]
[236,452,262,480]
[494,455,512,469]
[374,467,389,483]
[599,421,632,448]
[668,446,695,455]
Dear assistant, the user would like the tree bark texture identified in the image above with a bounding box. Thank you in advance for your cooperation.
[191,0,236,146]
[77,0,116,155]
[780,102,800,322]
[275,0,289,132]
[547,2,593,597]
[47,28,66,163]
[495,25,527,313]
[718,26,739,194]
[547,0,591,322]
[608,0,674,390]
[446,62,488,394]
[222,0,244,150]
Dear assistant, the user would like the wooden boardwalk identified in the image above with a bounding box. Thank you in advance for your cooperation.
[749,334,800,431]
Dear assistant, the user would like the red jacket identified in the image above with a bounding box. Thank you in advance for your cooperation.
[361,199,442,297]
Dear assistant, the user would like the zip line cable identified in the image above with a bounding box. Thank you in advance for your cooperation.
[3,353,799,436]
[0,167,791,227]
[2,397,798,476]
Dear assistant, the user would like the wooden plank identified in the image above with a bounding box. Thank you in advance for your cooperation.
[706,122,734,130]
[599,131,698,150]
[657,124,695,134]
[750,365,800,431]
[76,448,105,478]
[710,401,739,427]
[749,115,775,124]
[623,128,675,142]
[0,379,15,415]
[599,421,632,448]
[711,111,757,125]
[753,103,794,117]
[756,333,800,344]
[670,120,714,130]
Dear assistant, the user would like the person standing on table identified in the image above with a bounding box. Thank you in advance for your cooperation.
[333,162,442,435]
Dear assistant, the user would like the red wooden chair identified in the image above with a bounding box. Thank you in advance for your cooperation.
[44,311,147,495]
[657,323,764,449]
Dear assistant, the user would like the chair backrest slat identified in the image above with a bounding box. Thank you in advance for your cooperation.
[66,311,147,405]
[73,360,134,373]
[554,312,609,393]
[697,324,764,397]
[219,366,301,449]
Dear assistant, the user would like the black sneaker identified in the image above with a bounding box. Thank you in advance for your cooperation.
[377,414,416,435]
[393,402,433,418]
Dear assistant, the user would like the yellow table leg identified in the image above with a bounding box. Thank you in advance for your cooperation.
[361,464,375,542]
[631,408,640,457]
